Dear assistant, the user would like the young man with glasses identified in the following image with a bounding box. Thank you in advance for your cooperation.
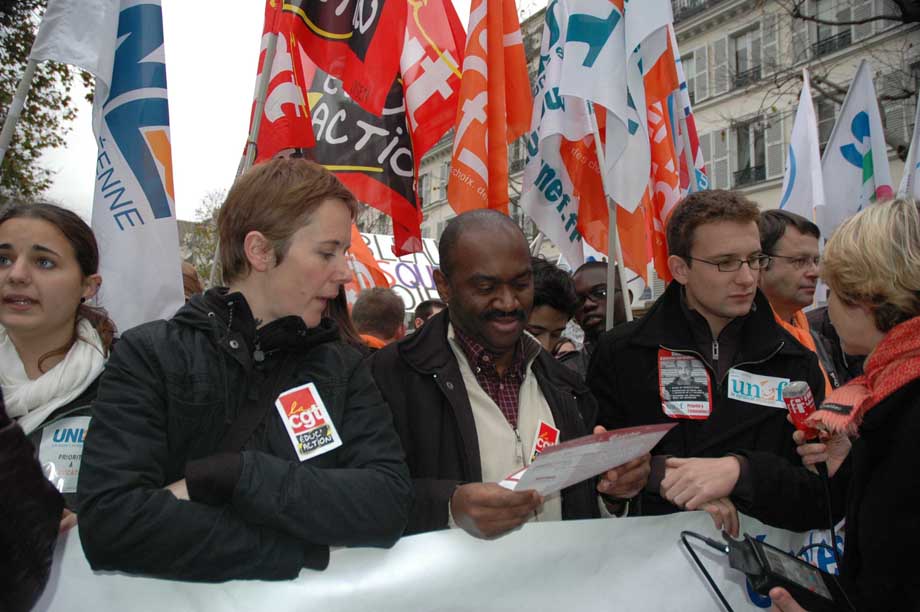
[587,190,827,527]
[758,209,838,392]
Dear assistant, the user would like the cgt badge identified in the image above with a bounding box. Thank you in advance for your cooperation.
[275,382,343,462]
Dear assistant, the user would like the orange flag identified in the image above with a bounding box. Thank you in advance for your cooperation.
[347,224,391,292]
[447,0,531,214]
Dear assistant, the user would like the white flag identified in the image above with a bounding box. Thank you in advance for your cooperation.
[897,95,920,200]
[32,0,184,332]
[779,70,825,223]
[520,0,594,268]
[820,60,894,235]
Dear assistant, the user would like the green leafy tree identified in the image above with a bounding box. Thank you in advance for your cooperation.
[180,189,225,288]
[0,0,92,204]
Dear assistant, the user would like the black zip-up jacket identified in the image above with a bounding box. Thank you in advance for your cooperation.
[741,378,920,609]
[588,282,826,516]
[77,289,412,582]
[369,309,600,536]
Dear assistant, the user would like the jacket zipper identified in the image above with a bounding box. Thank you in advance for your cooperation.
[514,428,525,465]
[718,342,785,389]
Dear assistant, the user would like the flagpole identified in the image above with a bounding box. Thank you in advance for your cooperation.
[0,59,39,173]
[530,231,545,255]
[209,10,283,287]
[586,104,633,328]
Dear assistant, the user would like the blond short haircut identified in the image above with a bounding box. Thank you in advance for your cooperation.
[218,159,358,283]
[822,198,920,332]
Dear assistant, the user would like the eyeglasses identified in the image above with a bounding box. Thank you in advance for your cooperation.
[686,254,771,272]
[766,253,821,270]
[575,285,611,309]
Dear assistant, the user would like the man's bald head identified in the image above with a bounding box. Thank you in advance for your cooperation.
[438,209,527,278]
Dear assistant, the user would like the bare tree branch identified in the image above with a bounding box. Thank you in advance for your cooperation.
[775,0,917,25]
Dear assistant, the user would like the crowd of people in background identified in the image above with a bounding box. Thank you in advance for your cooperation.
[3,157,919,610]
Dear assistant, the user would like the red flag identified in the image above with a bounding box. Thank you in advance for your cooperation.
[285,0,407,116]
[251,1,315,162]
[447,0,531,214]
[401,0,466,164]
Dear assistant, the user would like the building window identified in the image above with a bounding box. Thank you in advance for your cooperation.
[509,140,525,174]
[418,173,430,208]
[816,98,837,154]
[732,28,761,89]
[734,120,766,187]
[437,161,449,201]
[682,52,697,104]
[812,0,851,57]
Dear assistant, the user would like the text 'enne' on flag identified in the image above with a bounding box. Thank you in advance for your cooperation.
[897,94,920,200]
[251,1,316,163]
[285,0,407,116]
[401,0,466,164]
[300,54,423,256]
[778,69,825,224]
[820,59,893,236]
[448,0,531,215]
[30,0,184,332]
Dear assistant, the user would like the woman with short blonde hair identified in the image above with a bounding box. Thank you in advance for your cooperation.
[771,198,920,611]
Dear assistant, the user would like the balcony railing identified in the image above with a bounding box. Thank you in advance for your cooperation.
[733,164,766,187]
[671,0,727,22]
[733,65,762,89]
[812,30,851,57]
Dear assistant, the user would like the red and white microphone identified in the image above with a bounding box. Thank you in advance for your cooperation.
[782,380,820,440]
[783,380,828,476]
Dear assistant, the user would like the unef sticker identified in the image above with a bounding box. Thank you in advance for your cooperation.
[727,368,790,409]
[658,349,712,419]
[529,420,560,463]
[275,383,343,462]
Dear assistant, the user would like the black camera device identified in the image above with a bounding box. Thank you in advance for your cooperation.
[727,534,848,612]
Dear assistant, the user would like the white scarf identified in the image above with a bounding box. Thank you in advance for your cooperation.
[1,319,106,435]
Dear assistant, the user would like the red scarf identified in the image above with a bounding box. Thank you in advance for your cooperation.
[811,316,920,435]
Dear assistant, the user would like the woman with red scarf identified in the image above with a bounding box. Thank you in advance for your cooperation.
[771,197,920,611]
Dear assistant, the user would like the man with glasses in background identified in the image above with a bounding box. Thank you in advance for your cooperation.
[573,261,630,358]
[563,262,630,378]
[587,191,827,531]
[758,210,838,393]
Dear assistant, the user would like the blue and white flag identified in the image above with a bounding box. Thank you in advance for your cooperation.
[897,95,920,200]
[779,70,825,223]
[31,0,183,332]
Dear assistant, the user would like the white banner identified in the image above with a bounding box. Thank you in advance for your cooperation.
[35,512,838,611]
[89,1,184,332]
[520,0,595,268]
[897,94,920,200]
[779,70,825,223]
[820,60,894,236]
[359,232,440,314]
